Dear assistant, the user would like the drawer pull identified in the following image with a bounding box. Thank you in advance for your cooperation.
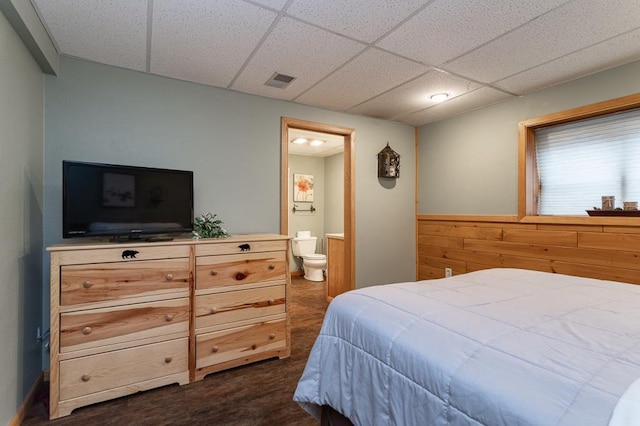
[164,314,174,322]
[165,357,172,364]
[165,273,174,281]
[251,344,257,350]
[82,327,92,335]
[81,374,91,382]
[269,333,276,340]
[268,264,275,270]
[82,281,92,289]
[211,345,219,353]
[210,307,217,314]
[235,272,246,281]
[267,299,274,305]
[210,270,218,276]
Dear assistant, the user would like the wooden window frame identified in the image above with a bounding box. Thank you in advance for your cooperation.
[518,93,640,225]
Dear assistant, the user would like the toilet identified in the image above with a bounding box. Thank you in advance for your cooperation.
[291,231,327,282]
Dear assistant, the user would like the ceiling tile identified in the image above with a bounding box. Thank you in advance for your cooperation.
[150,0,277,87]
[251,0,290,10]
[443,0,640,84]
[231,17,365,100]
[286,0,427,43]
[348,69,481,120]
[295,48,429,111]
[494,29,640,94]
[397,87,513,126]
[377,0,570,66]
[32,0,147,71]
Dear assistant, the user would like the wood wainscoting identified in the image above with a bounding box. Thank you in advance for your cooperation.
[417,215,640,285]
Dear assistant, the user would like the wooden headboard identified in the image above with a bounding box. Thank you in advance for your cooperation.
[417,215,640,285]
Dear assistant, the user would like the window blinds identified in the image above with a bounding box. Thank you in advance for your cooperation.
[535,108,640,215]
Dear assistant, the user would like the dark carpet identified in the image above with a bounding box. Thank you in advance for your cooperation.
[23,276,328,426]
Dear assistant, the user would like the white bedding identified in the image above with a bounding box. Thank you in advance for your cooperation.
[293,268,640,426]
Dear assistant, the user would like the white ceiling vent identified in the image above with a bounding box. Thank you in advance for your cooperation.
[264,72,296,89]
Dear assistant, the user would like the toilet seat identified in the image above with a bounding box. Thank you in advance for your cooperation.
[303,254,326,260]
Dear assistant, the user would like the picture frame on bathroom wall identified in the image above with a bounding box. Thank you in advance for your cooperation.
[294,173,314,202]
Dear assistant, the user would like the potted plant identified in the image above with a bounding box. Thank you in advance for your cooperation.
[192,212,230,239]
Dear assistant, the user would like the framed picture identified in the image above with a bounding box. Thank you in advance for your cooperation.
[102,172,135,207]
[293,173,314,202]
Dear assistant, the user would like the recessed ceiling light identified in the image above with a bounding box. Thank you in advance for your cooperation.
[430,93,449,103]
[310,139,325,146]
[292,137,308,144]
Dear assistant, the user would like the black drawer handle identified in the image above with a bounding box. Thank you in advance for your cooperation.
[122,250,139,259]
[239,243,251,252]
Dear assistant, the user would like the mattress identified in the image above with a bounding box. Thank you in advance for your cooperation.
[293,268,640,426]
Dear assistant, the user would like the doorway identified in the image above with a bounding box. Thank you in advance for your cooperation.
[280,117,355,299]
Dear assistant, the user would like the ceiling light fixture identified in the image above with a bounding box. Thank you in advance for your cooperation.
[292,137,308,144]
[430,93,449,103]
[309,139,325,146]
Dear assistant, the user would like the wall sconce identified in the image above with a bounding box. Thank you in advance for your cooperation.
[377,142,400,178]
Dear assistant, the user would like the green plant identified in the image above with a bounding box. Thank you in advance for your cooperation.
[192,212,230,239]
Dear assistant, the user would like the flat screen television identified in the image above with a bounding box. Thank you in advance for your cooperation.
[63,160,194,240]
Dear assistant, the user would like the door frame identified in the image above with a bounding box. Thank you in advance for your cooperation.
[280,117,355,294]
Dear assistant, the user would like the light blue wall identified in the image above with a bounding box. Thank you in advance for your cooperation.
[43,57,418,360]
[418,60,640,214]
[0,10,44,424]
[325,152,344,235]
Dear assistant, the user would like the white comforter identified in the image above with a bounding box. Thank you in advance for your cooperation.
[293,268,640,426]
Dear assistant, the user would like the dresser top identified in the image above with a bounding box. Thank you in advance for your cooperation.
[47,233,291,252]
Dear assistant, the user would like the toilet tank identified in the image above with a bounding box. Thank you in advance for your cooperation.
[292,236,317,256]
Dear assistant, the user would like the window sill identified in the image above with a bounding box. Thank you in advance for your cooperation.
[520,215,640,226]
[418,214,640,227]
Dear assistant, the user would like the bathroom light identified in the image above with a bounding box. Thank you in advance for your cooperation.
[292,137,308,144]
[309,139,325,146]
[430,93,449,103]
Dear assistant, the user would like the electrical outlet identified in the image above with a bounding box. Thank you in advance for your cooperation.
[445,267,452,278]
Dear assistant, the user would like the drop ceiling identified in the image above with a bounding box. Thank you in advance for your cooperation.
[31,0,640,127]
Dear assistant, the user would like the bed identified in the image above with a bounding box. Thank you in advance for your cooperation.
[293,268,640,425]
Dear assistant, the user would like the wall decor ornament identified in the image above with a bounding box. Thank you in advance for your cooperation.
[377,142,400,178]
[294,173,314,202]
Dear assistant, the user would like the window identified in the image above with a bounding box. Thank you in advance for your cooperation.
[535,108,640,215]
[519,93,640,219]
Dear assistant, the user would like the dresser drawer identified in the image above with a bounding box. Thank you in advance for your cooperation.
[56,244,192,265]
[195,239,286,256]
[196,319,286,369]
[59,338,188,401]
[60,298,189,353]
[196,251,286,290]
[195,285,285,330]
[61,258,190,306]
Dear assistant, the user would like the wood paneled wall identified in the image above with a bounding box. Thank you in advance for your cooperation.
[417,216,640,285]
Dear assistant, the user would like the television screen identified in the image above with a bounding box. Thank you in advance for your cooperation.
[63,161,194,240]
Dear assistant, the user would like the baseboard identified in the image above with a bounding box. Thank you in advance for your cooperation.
[291,270,303,277]
[9,371,44,426]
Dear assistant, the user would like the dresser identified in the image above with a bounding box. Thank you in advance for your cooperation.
[48,234,290,419]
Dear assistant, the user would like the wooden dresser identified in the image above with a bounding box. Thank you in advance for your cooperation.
[48,234,291,419]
